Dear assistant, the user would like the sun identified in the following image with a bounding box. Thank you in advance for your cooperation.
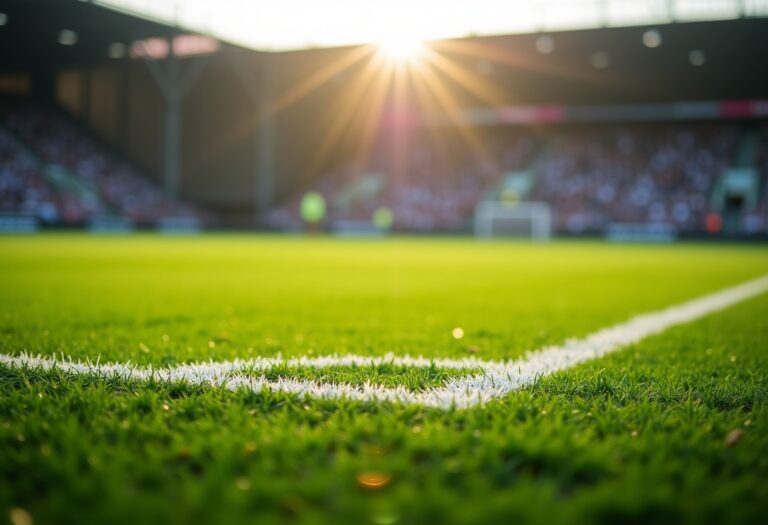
[375,34,425,61]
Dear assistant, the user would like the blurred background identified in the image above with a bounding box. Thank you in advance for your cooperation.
[1,0,768,239]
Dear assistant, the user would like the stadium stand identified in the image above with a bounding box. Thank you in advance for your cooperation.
[752,128,768,233]
[269,123,768,235]
[267,131,537,232]
[2,90,763,236]
[529,124,739,234]
[0,127,67,223]
[0,99,199,226]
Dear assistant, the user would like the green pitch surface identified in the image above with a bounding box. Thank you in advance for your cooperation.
[1,235,767,524]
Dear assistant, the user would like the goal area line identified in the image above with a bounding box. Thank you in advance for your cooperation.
[2,274,767,409]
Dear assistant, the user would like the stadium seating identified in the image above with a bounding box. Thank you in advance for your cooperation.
[2,98,766,235]
[0,127,70,223]
[529,125,739,233]
[268,132,537,232]
[0,100,199,226]
[270,123,768,235]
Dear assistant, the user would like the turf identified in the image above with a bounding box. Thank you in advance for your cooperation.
[0,235,767,524]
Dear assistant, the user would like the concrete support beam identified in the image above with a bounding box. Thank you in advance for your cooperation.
[226,51,276,225]
[143,39,208,198]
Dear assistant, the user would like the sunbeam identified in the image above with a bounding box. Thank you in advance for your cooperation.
[302,52,389,181]
[191,45,375,169]
[420,47,508,107]
[432,38,631,90]
[410,60,492,168]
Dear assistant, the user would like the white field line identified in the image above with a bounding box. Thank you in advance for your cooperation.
[2,274,768,409]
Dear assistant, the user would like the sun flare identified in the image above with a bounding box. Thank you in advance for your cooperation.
[375,35,425,61]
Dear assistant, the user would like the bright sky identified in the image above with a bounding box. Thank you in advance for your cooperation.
[98,0,748,50]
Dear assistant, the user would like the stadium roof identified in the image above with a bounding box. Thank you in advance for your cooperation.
[0,0,194,71]
[97,0,768,51]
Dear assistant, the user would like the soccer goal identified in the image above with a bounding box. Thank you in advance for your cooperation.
[474,201,552,240]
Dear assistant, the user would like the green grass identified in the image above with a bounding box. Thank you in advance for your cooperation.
[1,235,767,525]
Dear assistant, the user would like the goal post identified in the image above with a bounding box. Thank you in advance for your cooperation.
[474,201,552,240]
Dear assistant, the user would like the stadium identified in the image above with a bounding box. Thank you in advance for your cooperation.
[1,0,767,523]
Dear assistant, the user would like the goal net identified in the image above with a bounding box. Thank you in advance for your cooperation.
[474,201,552,240]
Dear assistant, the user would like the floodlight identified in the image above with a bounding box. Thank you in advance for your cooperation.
[58,29,78,46]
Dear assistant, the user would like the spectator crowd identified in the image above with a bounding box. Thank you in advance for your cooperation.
[530,125,739,233]
[0,101,198,226]
[2,100,766,235]
[270,123,768,235]
[0,127,65,223]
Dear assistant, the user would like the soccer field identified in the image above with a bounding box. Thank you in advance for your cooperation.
[1,235,767,524]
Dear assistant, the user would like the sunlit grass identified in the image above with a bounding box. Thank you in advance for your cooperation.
[0,234,766,524]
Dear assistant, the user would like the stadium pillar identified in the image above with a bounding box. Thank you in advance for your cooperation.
[164,90,182,197]
[31,69,55,105]
[225,52,276,225]
[80,69,92,122]
[256,58,276,222]
[143,39,208,198]
[116,63,131,152]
